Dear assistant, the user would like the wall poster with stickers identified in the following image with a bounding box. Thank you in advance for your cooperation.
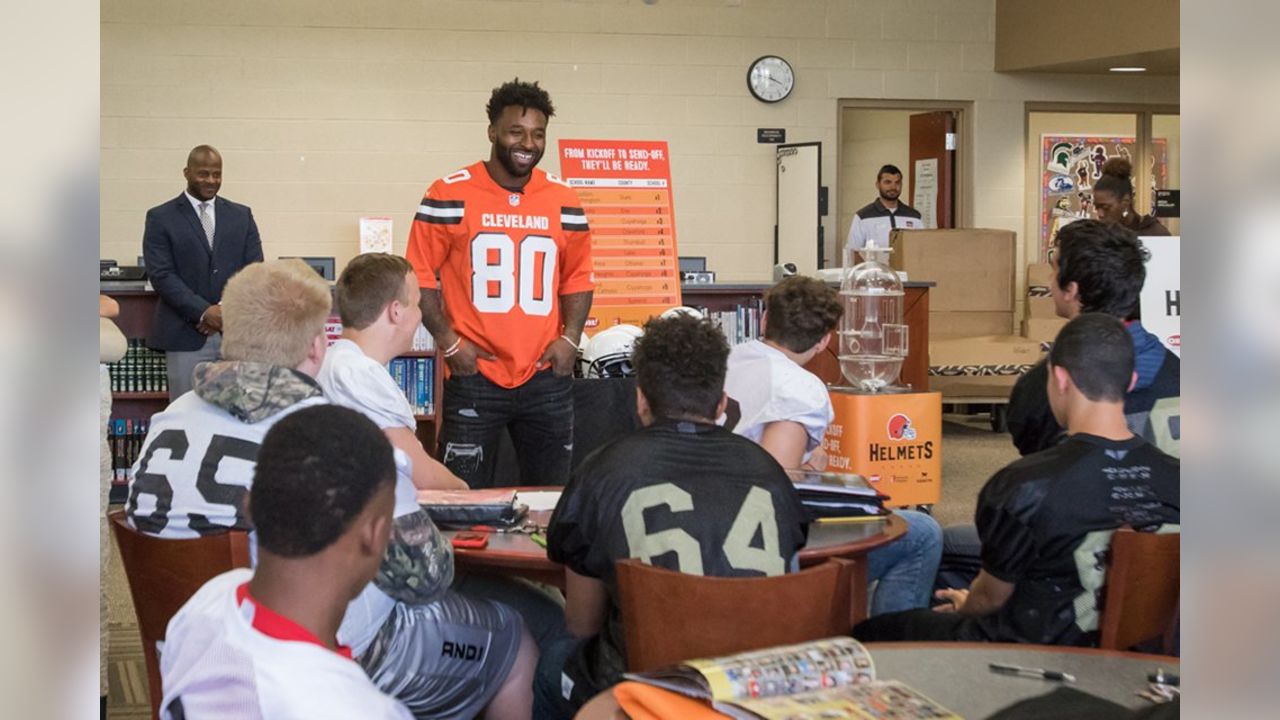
[1039,135,1168,260]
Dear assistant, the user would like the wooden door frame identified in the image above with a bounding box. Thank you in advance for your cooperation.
[835,99,974,265]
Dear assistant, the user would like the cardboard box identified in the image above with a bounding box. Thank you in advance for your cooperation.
[890,228,1015,313]
[929,334,1044,399]
[1025,295,1058,319]
[930,311,1014,336]
[1022,317,1068,342]
[1026,262,1054,294]
[823,389,942,506]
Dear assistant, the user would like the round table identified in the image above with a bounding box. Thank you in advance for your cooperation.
[440,488,906,621]
[575,643,1179,719]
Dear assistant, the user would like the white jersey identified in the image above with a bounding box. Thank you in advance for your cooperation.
[126,391,326,538]
[161,569,413,720]
[722,340,833,463]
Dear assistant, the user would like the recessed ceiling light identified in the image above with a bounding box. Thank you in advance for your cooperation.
[1110,67,1147,72]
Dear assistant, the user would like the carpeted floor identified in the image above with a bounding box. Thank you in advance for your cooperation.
[103,410,1019,716]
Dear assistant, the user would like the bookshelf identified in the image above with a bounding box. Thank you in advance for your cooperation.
[680,281,933,392]
[101,287,446,500]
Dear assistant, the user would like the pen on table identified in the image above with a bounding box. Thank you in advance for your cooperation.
[989,663,1076,682]
[529,532,548,548]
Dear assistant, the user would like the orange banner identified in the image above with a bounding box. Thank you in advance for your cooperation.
[560,139,681,333]
[822,390,943,506]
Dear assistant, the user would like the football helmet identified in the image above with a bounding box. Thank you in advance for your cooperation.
[659,305,705,320]
[582,324,643,378]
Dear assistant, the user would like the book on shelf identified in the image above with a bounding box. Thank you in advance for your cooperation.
[695,299,764,346]
[623,637,958,720]
[388,356,435,417]
[107,339,167,394]
[109,417,150,485]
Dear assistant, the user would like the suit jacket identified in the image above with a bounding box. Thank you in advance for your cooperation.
[142,194,263,351]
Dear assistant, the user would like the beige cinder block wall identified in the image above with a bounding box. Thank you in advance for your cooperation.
[101,0,1178,282]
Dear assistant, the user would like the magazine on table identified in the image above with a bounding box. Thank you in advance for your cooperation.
[623,637,958,720]
[785,470,892,521]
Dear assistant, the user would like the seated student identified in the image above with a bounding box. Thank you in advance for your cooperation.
[127,259,533,720]
[535,314,809,718]
[321,252,562,655]
[1008,220,1180,457]
[722,275,943,615]
[160,405,413,719]
[853,314,1180,646]
[935,221,1183,590]
[318,253,465,491]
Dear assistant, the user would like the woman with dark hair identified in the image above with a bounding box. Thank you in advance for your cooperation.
[1092,157,1171,235]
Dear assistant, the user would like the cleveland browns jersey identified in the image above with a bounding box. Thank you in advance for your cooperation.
[406,161,594,389]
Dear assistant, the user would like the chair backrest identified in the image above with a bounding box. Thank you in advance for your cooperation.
[616,557,854,672]
[108,509,251,718]
[1099,527,1180,654]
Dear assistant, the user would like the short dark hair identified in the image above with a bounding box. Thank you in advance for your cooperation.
[877,164,902,180]
[1053,219,1150,319]
[633,314,729,421]
[1048,313,1134,402]
[764,276,843,353]
[486,78,555,124]
[251,405,396,557]
[336,253,414,330]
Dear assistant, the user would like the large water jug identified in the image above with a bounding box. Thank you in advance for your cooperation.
[838,246,908,391]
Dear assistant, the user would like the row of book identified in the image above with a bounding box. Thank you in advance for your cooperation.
[108,417,150,486]
[324,315,437,353]
[389,356,435,417]
[107,339,168,394]
[699,300,764,346]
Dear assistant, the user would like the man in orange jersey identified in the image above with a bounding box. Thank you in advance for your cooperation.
[407,79,594,488]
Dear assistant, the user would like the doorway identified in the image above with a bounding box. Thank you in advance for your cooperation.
[837,101,971,268]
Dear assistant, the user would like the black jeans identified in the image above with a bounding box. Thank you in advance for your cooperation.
[438,368,574,488]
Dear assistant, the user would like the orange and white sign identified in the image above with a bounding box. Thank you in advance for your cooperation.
[822,389,943,506]
[558,139,681,333]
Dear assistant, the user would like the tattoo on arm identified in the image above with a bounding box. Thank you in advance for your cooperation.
[559,291,594,338]
[418,288,454,341]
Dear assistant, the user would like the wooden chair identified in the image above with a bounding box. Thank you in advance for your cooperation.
[1099,527,1180,654]
[108,509,252,718]
[616,557,854,672]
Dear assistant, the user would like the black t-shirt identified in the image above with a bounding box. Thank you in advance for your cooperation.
[974,433,1180,646]
[1007,350,1180,456]
[547,419,809,702]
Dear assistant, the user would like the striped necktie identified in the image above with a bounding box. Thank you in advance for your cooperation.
[199,202,214,248]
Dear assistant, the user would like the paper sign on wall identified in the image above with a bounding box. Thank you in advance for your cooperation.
[360,216,394,254]
[1139,235,1180,356]
[913,158,938,229]
[558,139,681,334]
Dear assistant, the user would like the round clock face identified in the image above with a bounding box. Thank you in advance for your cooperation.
[747,55,795,103]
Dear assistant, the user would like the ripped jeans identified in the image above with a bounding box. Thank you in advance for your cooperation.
[438,368,574,488]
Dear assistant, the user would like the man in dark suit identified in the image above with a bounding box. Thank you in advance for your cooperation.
[143,145,263,398]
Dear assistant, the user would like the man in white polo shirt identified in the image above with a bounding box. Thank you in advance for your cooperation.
[846,164,924,251]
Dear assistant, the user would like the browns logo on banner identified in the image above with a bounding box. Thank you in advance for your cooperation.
[822,390,943,506]
[558,139,681,334]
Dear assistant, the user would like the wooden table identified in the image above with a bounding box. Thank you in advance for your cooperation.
[575,643,1179,719]
[441,489,906,622]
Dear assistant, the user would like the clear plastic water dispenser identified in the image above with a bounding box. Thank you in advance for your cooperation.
[837,245,909,391]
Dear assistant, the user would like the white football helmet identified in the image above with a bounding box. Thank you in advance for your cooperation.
[659,305,705,320]
[582,324,643,378]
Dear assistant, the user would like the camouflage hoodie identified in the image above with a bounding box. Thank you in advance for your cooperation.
[194,360,453,606]
[194,360,323,422]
